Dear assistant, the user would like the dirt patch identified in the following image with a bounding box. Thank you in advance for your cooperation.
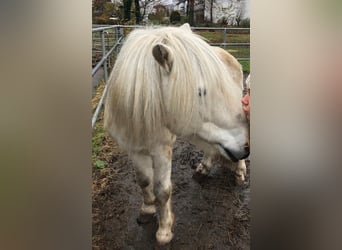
[92,138,250,250]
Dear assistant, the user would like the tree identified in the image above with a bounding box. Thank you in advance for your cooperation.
[134,0,141,23]
[153,4,167,23]
[235,8,242,26]
[170,11,181,24]
[93,0,116,24]
[188,0,195,25]
[123,0,132,21]
[236,0,249,26]
[224,2,236,25]
[209,0,214,23]
[93,0,107,15]
[140,0,153,22]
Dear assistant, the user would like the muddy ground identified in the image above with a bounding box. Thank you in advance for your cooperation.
[92,138,250,250]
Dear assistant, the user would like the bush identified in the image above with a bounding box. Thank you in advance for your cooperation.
[94,15,111,24]
[148,13,162,24]
[240,18,250,28]
[161,17,170,25]
[170,11,181,24]
[180,16,189,24]
[218,16,228,26]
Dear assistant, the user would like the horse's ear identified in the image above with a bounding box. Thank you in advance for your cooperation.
[179,23,192,32]
[152,43,173,73]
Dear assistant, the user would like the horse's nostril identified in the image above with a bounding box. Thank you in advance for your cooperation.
[244,143,250,151]
[244,145,250,156]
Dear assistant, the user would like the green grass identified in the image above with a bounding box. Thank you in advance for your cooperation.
[225,33,250,43]
[92,83,109,168]
[227,46,250,59]
[239,60,250,73]
[195,30,250,44]
[194,29,250,69]
[194,30,250,73]
[92,125,108,168]
[92,123,106,163]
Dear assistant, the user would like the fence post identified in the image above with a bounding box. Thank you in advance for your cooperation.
[223,28,227,49]
[101,30,108,86]
[119,26,124,42]
[115,26,120,53]
[115,26,118,41]
[106,31,111,68]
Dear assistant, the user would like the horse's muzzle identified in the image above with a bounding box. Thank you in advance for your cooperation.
[222,145,249,162]
[241,145,250,159]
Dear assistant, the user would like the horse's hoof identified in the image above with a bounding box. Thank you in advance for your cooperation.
[137,213,156,225]
[235,173,246,186]
[195,163,209,175]
[156,229,173,245]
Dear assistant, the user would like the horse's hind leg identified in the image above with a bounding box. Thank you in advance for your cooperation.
[131,153,156,224]
[152,145,174,245]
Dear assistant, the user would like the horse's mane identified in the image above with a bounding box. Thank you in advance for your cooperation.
[104,26,242,150]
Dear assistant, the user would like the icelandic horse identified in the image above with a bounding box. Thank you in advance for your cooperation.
[104,23,250,244]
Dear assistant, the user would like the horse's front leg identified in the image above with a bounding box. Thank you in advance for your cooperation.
[152,145,174,245]
[131,153,156,224]
[196,154,213,175]
[230,160,247,185]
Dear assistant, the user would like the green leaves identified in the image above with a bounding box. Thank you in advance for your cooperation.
[95,160,106,169]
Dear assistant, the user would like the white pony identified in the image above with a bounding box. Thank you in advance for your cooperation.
[104,23,249,245]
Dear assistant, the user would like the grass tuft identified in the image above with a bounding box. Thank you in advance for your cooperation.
[92,83,120,168]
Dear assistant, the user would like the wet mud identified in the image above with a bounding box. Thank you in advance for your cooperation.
[93,138,250,250]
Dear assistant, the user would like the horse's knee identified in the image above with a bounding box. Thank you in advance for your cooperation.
[136,175,151,189]
[154,182,171,204]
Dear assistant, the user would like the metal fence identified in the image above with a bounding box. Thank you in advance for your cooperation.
[92,25,250,128]
[92,26,122,128]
